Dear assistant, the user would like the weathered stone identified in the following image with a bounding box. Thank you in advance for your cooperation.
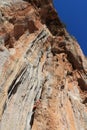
[14,23,27,40]
[0,0,87,130]
[27,20,38,33]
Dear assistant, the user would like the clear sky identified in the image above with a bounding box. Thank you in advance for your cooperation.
[53,0,87,56]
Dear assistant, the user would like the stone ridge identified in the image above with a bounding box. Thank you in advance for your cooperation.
[0,0,87,130]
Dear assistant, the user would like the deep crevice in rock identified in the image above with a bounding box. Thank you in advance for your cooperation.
[8,67,26,99]
[8,81,21,99]
[78,78,87,91]
[66,51,83,70]
[2,102,7,115]
[30,108,36,128]
[82,97,87,104]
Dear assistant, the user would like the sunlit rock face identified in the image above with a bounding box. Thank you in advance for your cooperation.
[0,0,87,130]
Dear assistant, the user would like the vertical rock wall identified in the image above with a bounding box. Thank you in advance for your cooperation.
[0,0,87,130]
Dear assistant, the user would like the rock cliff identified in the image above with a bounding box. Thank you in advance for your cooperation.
[0,0,87,130]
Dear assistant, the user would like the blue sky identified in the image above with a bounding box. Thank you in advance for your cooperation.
[53,0,87,56]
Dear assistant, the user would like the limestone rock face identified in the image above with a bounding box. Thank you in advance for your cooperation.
[0,0,87,130]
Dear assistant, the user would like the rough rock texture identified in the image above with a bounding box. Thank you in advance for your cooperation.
[0,0,87,130]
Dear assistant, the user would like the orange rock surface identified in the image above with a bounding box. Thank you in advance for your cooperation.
[0,0,87,130]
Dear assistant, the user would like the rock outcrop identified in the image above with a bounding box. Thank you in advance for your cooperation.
[0,0,87,130]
